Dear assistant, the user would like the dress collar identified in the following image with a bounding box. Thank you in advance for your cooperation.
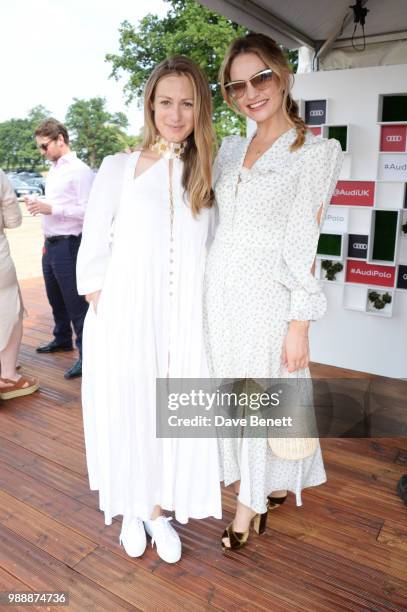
[53,151,77,168]
[241,127,320,174]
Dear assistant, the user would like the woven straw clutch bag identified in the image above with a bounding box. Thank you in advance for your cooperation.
[268,437,318,460]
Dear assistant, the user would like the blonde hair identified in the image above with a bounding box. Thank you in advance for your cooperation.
[219,33,307,152]
[142,56,215,215]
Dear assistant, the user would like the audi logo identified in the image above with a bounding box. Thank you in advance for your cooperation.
[310,110,324,116]
[403,273,407,280]
[386,135,402,142]
[353,243,367,249]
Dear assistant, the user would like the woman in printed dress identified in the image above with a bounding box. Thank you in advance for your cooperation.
[204,33,343,551]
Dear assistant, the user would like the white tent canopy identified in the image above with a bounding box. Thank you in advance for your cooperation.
[198,0,407,67]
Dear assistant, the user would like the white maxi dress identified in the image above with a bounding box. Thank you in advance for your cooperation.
[203,129,343,513]
[77,151,222,525]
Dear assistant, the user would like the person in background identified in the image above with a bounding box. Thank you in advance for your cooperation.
[0,169,39,399]
[25,119,94,379]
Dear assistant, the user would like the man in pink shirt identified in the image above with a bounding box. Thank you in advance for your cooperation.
[25,118,94,379]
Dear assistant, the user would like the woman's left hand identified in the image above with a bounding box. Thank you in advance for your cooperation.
[282,320,310,373]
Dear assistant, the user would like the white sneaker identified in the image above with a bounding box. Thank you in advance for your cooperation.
[144,516,181,563]
[119,517,147,557]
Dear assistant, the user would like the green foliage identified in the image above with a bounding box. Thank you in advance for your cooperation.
[0,105,50,170]
[321,260,343,281]
[105,0,248,141]
[0,100,136,172]
[65,97,132,168]
[368,291,392,310]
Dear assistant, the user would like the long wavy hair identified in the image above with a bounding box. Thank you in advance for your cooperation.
[142,56,215,215]
[219,33,307,152]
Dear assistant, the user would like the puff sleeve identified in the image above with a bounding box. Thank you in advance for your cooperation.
[277,138,343,321]
[76,153,127,295]
[0,170,22,230]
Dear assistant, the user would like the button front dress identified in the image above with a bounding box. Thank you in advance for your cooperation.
[203,129,343,512]
[77,151,222,525]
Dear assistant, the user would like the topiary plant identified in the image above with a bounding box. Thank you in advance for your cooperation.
[321,260,344,281]
[368,290,392,310]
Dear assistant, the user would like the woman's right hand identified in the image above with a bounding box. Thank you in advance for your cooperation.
[85,291,101,313]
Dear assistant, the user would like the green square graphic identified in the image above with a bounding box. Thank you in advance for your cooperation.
[372,211,398,262]
[382,95,407,122]
[328,126,348,151]
[317,234,342,257]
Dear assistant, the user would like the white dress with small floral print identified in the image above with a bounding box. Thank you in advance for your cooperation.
[203,128,343,513]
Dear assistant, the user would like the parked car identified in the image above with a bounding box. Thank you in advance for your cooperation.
[16,169,42,178]
[9,176,42,198]
[23,176,45,194]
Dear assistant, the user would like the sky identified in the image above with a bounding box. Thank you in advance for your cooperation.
[1,0,169,134]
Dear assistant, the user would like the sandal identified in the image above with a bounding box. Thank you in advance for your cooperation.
[0,375,39,400]
[221,508,268,552]
[267,493,288,510]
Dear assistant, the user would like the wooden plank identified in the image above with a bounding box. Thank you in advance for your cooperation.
[0,525,137,611]
[0,418,86,475]
[0,439,92,503]
[0,460,114,543]
[0,461,295,611]
[322,438,400,464]
[0,490,97,567]
[0,565,31,591]
[377,520,407,553]
[0,406,85,451]
[189,530,407,611]
[174,502,407,608]
[75,544,263,612]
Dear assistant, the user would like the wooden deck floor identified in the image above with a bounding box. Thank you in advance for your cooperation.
[0,277,406,611]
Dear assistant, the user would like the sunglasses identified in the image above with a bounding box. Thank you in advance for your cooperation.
[224,68,273,100]
[37,139,54,152]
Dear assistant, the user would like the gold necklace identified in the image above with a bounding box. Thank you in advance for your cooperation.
[150,135,186,160]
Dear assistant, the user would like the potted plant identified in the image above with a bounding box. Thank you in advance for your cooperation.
[367,290,392,314]
[321,260,344,281]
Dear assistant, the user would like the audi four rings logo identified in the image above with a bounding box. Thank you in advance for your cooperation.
[403,273,407,280]
[310,110,324,116]
[386,135,402,142]
[353,243,367,250]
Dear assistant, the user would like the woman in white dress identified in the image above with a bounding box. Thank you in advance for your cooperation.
[203,33,343,551]
[76,56,221,564]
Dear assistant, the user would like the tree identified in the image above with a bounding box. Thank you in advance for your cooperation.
[65,97,132,168]
[0,105,50,170]
[106,0,298,142]
[106,0,248,141]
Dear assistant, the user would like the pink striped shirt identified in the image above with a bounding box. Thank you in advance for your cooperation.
[43,151,94,237]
